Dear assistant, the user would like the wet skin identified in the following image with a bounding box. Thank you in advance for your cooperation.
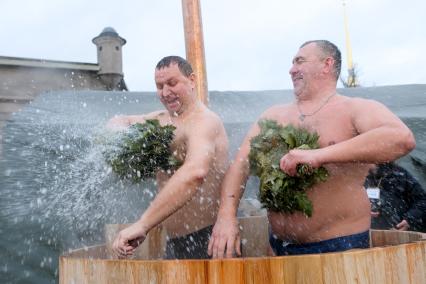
[108,63,229,257]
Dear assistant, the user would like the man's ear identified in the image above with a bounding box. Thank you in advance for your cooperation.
[189,73,196,87]
[323,57,334,75]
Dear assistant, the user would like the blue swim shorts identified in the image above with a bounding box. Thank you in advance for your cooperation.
[269,230,370,256]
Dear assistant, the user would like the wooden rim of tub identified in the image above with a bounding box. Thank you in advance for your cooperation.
[60,217,426,283]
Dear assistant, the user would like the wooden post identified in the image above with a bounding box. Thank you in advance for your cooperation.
[181,0,209,105]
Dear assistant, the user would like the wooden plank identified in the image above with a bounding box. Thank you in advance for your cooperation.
[207,258,244,284]
[341,248,387,284]
[405,242,426,284]
[243,257,272,284]
[321,252,348,283]
[371,230,423,247]
[383,245,410,283]
[281,254,324,284]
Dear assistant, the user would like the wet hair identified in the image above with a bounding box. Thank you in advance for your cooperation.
[155,56,194,77]
[300,40,342,80]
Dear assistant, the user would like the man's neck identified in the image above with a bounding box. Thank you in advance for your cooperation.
[169,99,203,122]
[296,86,337,105]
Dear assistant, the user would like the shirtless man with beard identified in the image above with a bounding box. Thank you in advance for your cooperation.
[208,40,415,257]
[109,56,228,259]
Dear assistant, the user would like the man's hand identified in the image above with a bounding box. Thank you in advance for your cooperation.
[280,149,320,176]
[106,115,131,131]
[112,222,147,258]
[395,219,410,231]
[208,216,241,259]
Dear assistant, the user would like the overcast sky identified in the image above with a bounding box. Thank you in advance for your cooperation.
[1,0,425,91]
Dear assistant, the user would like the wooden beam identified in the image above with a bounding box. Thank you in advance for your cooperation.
[181,0,209,105]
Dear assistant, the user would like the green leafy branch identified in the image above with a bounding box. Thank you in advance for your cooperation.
[248,119,328,217]
[103,119,180,182]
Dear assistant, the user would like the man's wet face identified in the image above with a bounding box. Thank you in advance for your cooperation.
[155,63,193,114]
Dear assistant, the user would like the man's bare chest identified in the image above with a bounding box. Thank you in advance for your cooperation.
[272,110,356,148]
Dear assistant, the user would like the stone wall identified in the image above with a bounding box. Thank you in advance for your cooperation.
[0,65,109,153]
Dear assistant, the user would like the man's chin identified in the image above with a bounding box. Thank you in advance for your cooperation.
[293,88,302,97]
[165,103,180,113]
[166,106,181,116]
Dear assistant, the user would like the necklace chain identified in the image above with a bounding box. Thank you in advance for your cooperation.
[296,93,336,121]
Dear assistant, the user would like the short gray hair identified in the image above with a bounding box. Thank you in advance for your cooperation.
[300,40,342,80]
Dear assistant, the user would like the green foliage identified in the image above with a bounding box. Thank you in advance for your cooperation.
[248,119,329,217]
[103,119,180,182]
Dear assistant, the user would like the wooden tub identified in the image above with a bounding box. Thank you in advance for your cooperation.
[60,216,426,283]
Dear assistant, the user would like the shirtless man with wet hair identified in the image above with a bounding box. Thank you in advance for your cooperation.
[208,40,416,257]
[109,56,228,259]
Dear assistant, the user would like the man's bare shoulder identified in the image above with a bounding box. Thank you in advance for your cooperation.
[260,103,292,120]
[340,96,391,115]
[192,107,225,128]
[183,108,226,143]
[341,95,384,107]
[239,103,292,141]
[338,95,407,133]
[206,108,225,124]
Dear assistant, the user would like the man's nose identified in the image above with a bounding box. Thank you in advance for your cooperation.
[289,64,297,76]
[162,85,171,96]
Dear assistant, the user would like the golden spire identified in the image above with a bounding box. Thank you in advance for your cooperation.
[342,0,357,87]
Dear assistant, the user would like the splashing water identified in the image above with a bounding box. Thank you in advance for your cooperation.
[0,89,271,283]
[1,85,425,283]
[0,91,160,283]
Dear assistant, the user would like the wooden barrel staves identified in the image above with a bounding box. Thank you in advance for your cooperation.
[60,217,426,283]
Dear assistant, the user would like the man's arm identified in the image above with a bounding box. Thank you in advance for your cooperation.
[106,115,140,130]
[280,98,416,175]
[106,111,166,131]
[208,121,261,258]
[112,117,221,257]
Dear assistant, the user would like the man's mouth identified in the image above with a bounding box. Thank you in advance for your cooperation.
[166,98,180,109]
[292,74,303,84]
